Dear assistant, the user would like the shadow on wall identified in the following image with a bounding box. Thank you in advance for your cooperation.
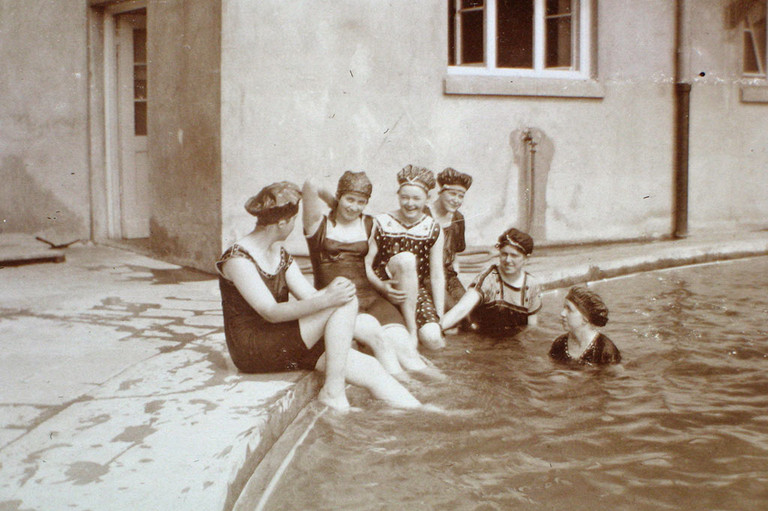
[0,154,85,236]
[510,128,554,241]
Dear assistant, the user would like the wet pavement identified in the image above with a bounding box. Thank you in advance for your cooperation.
[1,229,768,510]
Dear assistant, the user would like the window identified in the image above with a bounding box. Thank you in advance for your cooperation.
[742,1,767,77]
[448,0,592,79]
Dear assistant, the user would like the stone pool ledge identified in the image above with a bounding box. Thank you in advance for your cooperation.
[1,230,767,510]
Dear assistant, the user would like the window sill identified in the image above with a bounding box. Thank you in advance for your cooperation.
[741,84,768,103]
[444,74,605,99]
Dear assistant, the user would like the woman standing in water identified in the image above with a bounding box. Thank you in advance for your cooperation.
[216,181,420,410]
[366,165,446,351]
[549,286,621,365]
[441,227,541,336]
[428,167,473,313]
[302,171,427,373]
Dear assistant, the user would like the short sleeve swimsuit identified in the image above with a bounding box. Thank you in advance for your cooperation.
[305,214,404,327]
[549,333,622,365]
[427,207,467,310]
[372,212,441,328]
[216,245,325,373]
[468,266,542,335]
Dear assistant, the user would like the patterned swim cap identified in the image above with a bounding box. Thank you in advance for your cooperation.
[566,286,609,327]
[244,181,302,225]
[336,171,373,200]
[437,167,473,191]
[397,164,436,193]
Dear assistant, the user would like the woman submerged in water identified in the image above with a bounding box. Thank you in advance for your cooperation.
[549,286,621,365]
[215,181,420,411]
[441,227,541,336]
[302,171,428,373]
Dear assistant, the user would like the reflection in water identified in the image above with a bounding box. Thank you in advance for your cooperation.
[266,257,768,511]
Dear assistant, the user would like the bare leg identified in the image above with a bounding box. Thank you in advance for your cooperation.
[354,314,404,376]
[386,252,419,348]
[344,349,420,408]
[301,297,358,411]
[383,324,427,371]
[419,322,445,350]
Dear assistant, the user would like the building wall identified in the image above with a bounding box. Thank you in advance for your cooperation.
[220,0,680,253]
[0,0,91,239]
[148,0,222,271]
[686,0,768,231]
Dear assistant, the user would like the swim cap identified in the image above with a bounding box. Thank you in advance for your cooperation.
[397,164,436,193]
[496,227,534,256]
[245,181,302,225]
[336,171,373,200]
[437,167,473,192]
[566,286,609,327]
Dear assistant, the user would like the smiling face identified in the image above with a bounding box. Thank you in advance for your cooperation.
[397,184,428,222]
[497,244,526,281]
[560,299,586,333]
[335,192,368,223]
[437,187,466,213]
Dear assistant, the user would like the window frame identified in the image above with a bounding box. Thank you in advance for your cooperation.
[742,0,767,78]
[447,0,593,80]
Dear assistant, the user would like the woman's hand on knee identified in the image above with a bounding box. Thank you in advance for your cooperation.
[384,282,407,304]
[323,277,357,307]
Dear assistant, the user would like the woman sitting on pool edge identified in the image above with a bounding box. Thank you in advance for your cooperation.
[302,171,428,374]
[366,165,446,351]
[549,286,621,365]
[216,181,420,411]
[440,227,541,336]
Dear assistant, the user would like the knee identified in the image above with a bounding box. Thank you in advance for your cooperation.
[338,295,359,315]
[390,251,417,274]
[419,323,445,350]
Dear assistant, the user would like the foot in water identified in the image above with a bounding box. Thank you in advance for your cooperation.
[318,387,350,412]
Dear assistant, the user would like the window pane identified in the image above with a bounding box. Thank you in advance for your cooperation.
[461,9,485,64]
[134,65,147,99]
[449,1,457,64]
[134,101,147,136]
[497,0,533,68]
[133,29,147,63]
[546,16,572,68]
[546,0,571,16]
[462,0,484,8]
[754,17,766,74]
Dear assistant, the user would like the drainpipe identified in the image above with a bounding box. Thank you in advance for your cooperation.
[673,0,690,238]
[522,129,537,233]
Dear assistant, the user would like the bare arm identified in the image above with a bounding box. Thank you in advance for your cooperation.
[364,228,406,303]
[440,288,481,330]
[301,179,331,237]
[223,257,353,323]
[430,229,446,316]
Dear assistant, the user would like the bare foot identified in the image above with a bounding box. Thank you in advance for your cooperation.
[318,387,350,412]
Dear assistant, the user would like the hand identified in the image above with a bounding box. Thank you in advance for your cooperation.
[384,282,407,304]
[323,277,357,307]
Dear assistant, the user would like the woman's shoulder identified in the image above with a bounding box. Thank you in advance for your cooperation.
[595,333,621,363]
[215,243,254,277]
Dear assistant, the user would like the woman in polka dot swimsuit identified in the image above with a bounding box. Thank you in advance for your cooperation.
[365,165,446,351]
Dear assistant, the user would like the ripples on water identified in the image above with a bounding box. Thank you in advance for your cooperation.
[266,258,768,510]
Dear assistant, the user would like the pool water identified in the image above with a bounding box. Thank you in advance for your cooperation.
[263,257,768,510]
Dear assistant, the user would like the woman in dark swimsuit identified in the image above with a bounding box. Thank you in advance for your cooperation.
[549,286,621,365]
[303,171,427,373]
[216,181,419,410]
[441,227,541,336]
[428,167,473,312]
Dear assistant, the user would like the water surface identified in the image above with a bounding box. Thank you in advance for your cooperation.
[265,257,768,510]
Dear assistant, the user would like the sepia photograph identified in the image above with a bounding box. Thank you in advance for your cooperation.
[1,0,768,509]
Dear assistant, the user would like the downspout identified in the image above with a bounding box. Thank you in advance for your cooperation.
[522,129,537,233]
[673,0,690,238]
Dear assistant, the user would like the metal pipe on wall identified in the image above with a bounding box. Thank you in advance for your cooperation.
[673,0,690,238]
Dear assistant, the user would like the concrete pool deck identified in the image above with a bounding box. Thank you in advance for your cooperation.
[1,229,768,510]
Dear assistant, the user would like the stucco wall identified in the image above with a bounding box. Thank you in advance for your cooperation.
[686,0,768,231]
[0,0,90,239]
[148,0,222,271]
[222,0,765,254]
[220,0,682,252]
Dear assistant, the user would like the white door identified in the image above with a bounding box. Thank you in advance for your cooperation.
[116,11,149,239]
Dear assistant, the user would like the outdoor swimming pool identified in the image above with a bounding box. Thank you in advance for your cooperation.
[256,257,768,510]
